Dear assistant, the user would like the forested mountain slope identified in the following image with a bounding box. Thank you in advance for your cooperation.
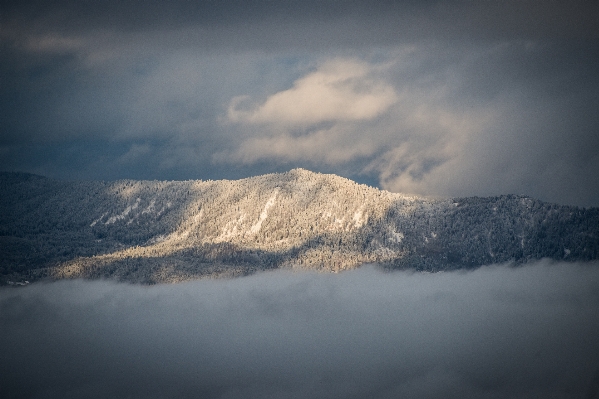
[1,169,598,283]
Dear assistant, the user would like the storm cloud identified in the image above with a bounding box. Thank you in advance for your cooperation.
[2,260,599,399]
[1,0,598,206]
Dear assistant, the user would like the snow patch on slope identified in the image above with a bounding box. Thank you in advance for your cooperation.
[218,213,247,241]
[105,198,141,225]
[90,212,108,227]
[250,189,279,234]
[353,207,368,228]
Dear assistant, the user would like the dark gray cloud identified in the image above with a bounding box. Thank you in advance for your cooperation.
[1,0,598,206]
[1,260,599,399]
[3,1,597,41]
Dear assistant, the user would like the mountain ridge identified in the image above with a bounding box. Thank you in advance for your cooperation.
[1,169,597,284]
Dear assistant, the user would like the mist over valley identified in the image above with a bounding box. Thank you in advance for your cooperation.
[2,261,599,399]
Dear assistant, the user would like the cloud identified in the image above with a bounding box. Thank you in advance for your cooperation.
[3,1,597,46]
[221,51,495,182]
[2,260,599,399]
[217,125,379,165]
[357,43,599,206]
[2,1,599,206]
[228,59,397,126]
[220,58,398,165]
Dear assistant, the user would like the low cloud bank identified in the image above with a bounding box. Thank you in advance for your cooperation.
[2,260,599,399]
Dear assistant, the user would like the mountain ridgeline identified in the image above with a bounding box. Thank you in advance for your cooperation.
[1,169,598,283]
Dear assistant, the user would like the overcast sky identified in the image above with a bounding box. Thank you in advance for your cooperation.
[2,261,599,399]
[1,0,598,206]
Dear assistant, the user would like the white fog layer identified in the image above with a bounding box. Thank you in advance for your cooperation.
[2,260,598,399]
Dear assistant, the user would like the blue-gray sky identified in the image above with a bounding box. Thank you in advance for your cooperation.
[1,0,598,206]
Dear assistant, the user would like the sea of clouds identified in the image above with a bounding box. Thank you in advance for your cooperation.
[2,259,599,399]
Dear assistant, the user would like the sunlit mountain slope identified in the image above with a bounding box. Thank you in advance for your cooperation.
[1,169,597,283]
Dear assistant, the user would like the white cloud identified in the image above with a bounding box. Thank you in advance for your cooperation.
[365,99,495,196]
[220,58,398,164]
[218,126,379,164]
[222,53,496,189]
[227,58,398,126]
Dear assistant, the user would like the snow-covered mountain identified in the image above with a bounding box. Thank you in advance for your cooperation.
[1,169,598,283]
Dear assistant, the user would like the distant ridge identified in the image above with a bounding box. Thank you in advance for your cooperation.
[1,169,598,284]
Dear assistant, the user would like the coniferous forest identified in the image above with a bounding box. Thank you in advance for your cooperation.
[1,169,598,284]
